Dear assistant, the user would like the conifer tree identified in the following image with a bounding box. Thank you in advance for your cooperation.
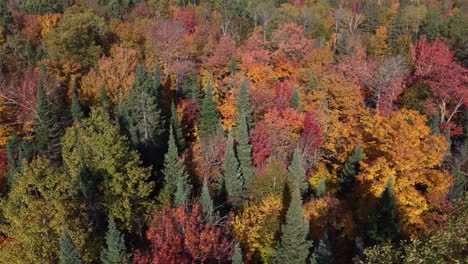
[430,115,441,135]
[364,177,402,246]
[339,146,363,193]
[232,243,244,264]
[117,101,137,147]
[290,90,301,110]
[159,127,192,207]
[59,228,82,264]
[310,233,333,264]
[199,82,222,139]
[236,115,255,193]
[362,1,381,33]
[316,178,326,197]
[153,60,162,91]
[230,56,238,74]
[5,134,34,190]
[288,148,308,193]
[275,188,311,264]
[71,83,84,122]
[223,132,245,208]
[100,85,111,113]
[101,216,129,264]
[171,101,186,152]
[236,80,253,126]
[35,82,62,165]
[200,179,218,222]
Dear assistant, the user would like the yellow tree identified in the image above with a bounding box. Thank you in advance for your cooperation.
[368,26,390,59]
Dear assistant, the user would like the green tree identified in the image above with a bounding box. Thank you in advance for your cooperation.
[171,100,186,152]
[310,233,334,264]
[159,127,192,207]
[62,108,154,233]
[362,1,381,33]
[0,1,13,33]
[60,228,83,264]
[290,90,301,110]
[288,148,307,193]
[19,0,73,15]
[275,188,311,264]
[236,115,255,193]
[236,80,253,126]
[5,134,34,190]
[200,179,218,223]
[71,83,85,122]
[364,177,402,246]
[223,132,245,208]
[339,146,363,193]
[316,178,326,197]
[199,82,222,139]
[421,10,445,42]
[101,216,130,264]
[230,56,238,74]
[232,243,244,264]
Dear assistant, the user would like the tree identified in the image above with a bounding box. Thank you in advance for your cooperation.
[275,188,311,264]
[339,146,363,193]
[60,228,82,264]
[368,26,390,59]
[5,134,34,190]
[199,81,222,139]
[236,115,255,193]
[171,101,186,152]
[101,216,130,264]
[310,233,333,264]
[19,0,73,15]
[288,148,307,193]
[236,80,253,126]
[159,127,192,207]
[364,178,402,246]
[362,1,381,33]
[290,89,301,110]
[223,132,245,208]
[232,243,244,264]
[316,178,326,197]
[200,179,218,223]
[71,83,84,122]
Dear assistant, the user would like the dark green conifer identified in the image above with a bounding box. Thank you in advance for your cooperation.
[223,132,245,208]
[171,101,186,152]
[200,179,218,222]
[310,233,334,264]
[288,148,307,193]
[362,1,381,33]
[232,243,244,264]
[101,216,129,264]
[199,82,222,139]
[5,134,34,190]
[71,83,84,122]
[421,10,445,42]
[290,90,301,110]
[236,80,253,126]
[430,114,441,135]
[236,115,255,192]
[59,228,82,264]
[230,56,238,74]
[100,85,111,113]
[316,178,326,197]
[339,146,363,193]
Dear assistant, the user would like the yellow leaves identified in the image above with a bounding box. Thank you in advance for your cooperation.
[38,14,62,37]
[368,26,390,59]
[246,64,278,90]
[308,162,337,191]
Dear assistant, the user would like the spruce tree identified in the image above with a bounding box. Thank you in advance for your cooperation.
[5,134,34,190]
[230,56,238,74]
[288,148,307,193]
[236,80,253,126]
[339,146,363,193]
[171,101,186,152]
[71,83,84,122]
[200,179,218,222]
[236,115,255,193]
[223,132,245,208]
[364,177,402,246]
[35,82,62,165]
[310,233,334,264]
[290,90,301,110]
[232,243,244,264]
[275,188,311,264]
[59,228,82,264]
[101,216,129,264]
[362,1,381,33]
[199,82,222,139]
[430,114,441,135]
[159,127,192,207]
[316,178,326,197]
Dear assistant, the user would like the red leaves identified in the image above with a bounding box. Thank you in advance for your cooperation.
[134,204,234,264]
[300,112,323,152]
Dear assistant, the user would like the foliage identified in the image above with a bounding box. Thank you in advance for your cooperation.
[101,216,130,264]
[59,228,83,264]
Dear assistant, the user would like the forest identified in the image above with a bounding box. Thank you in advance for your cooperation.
[0,0,467,263]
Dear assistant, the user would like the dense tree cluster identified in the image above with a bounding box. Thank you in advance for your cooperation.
[0,0,466,263]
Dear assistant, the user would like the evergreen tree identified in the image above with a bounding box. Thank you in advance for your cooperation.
[159,127,192,207]
[310,233,334,264]
[223,132,245,208]
[200,179,218,222]
[389,9,406,46]
[421,10,445,42]
[71,83,85,122]
[153,60,162,90]
[364,177,402,246]
[230,56,238,74]
[339,146,363,193]
[5,134,34,190]
[236,80,253,126]
[199,82,222,139]
[275,188,311,264]
[236,115,255,193]
[232,243,244,264]
[171,101,186,152]
[100,85,111,113]
[0,1,13,33]
[290,90,301,110]
[362,1,381,33]
[59,228,82,264]
[101,216,129,264]
[117,101,137,147]
[449,163,466,200]
[35,82,63,165]
[430,114,441,135]
[316,178,326,197]
[288,148,308,193]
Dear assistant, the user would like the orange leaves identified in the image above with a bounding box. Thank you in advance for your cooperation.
[38,14,62,37]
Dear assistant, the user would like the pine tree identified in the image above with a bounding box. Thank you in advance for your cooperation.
[316,178,326,197]
[199,82,222,139]
[101,216,129,264]
[71,83,84,122]
[223,132,245,208]
[230,56,238,74]
[339,146,363,193]
[236,80,253,126]
[59,228,82,264]
[159,127,192,207]
[430,114,441,135]
[35,82,62,165]
[364,177,402,246]
[310,233,333,264]
[362,1,381,33]
[275,188,311,264]
[236,115,255,193]
[421,10,444,42]
[288,148,308,193]
[290,90,301,110]
[171,101,186,152]
[117,101,138,147]
[200,179,218,222]
[232,243,244,264]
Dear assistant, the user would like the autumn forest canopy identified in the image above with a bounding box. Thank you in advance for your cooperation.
[0,0,467,263]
